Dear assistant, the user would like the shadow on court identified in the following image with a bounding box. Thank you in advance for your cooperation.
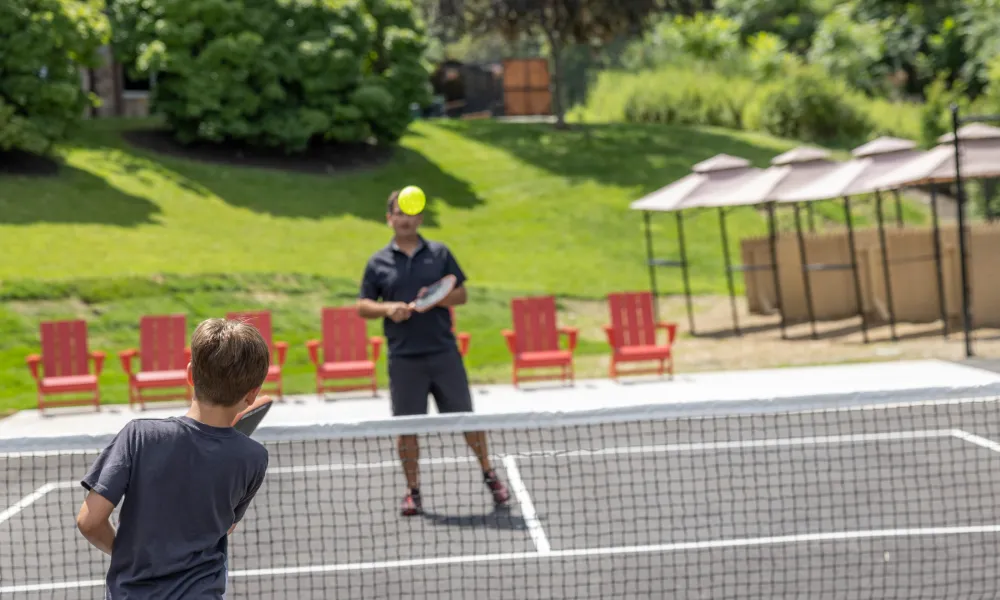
[422,505,529,533]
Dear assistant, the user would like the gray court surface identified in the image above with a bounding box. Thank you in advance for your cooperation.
[4,398,1000,599]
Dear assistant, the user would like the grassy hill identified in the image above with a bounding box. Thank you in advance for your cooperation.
[0,118,925,412]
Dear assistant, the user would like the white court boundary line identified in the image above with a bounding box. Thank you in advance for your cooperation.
[4,525,1000,593]
[502,455,550,554]
[3,427,1000,593]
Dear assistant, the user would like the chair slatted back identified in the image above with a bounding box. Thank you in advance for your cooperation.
[511,296,560,353]
[322,307,369,363]
[40,320,90,377]
[139,315,188,371]
[608,292,658,348]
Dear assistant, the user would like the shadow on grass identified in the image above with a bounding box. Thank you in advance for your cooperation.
[434,120,789,193]
[111,124,481,226]
[0,154,162,227]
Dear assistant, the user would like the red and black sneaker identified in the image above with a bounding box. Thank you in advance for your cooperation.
[484,470,510,506]
[401,490,423,516]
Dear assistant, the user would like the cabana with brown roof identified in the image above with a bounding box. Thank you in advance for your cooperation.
[699,146,845,339]
[630,154,762,334]
[777,137,927,341]
[869,120,1000,356]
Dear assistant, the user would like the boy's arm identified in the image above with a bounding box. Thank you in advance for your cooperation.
[229,453,269,535]
[76,491,117,555]
[77,422,135,555]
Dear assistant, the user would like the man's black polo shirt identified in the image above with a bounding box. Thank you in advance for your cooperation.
[359,236,466,358]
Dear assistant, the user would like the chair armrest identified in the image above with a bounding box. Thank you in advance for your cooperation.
[119,349,138,377]
[306,340,321,366]
[602,325,615,348]
[656,322,678,346]
[90,351,106,376]
[369,337,383,362]
[558,326,579,352]
[457,332,471,357]
[501,330,517,355]
[274,342,289,366]
[26,354,41,381]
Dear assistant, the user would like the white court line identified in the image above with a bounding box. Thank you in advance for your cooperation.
[5,524,1000,592]
[0,482,76,526]
[502,455,550,554]
[952,429,1000,454]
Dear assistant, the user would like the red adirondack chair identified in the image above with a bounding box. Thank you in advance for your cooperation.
[306,307,383,397]
[450,306,471,357]
[603,291,677,380]
[26,320,105,412]
[119,314,192,410]
[227,310,288,399]
[502,296,578,387]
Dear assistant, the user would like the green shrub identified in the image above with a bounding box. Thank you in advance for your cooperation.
[123,0,431,152]
[0,0,108,154]
[574,66,754,129]
[743,67,873,145]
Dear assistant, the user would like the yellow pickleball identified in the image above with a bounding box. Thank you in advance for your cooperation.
[398,186,426,215]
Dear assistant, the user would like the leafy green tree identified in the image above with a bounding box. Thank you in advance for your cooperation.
[806,3,886,95]
[0,0,109,155]
[119,0,431,152]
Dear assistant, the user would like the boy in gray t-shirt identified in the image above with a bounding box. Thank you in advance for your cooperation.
[75,318,272,599]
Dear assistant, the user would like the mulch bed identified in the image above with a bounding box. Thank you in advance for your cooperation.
[122,128,395,175]
[0,149,60,177]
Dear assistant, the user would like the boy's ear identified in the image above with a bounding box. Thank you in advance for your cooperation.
[186,363,194,387]
[245,386,262,406]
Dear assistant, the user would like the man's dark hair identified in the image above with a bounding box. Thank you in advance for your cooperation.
[387,190,400,213]
[190,318,270,407]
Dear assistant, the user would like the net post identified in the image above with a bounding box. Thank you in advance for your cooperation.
[929,186,949,337]
[950,103,974,358]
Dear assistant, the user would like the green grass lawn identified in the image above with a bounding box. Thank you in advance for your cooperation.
[0,118,927,412]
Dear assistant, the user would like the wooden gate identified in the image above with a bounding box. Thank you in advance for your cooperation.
[502,58,551,116]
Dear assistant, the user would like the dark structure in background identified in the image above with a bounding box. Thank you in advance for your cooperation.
[429,60,504,118]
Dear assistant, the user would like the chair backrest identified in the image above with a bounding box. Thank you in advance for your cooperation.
[227,310,273,348]
[321,307,370,363]
[40,320,91,377]
[139,314,188,371]
[608,291,659,348]
[511,296,560,353]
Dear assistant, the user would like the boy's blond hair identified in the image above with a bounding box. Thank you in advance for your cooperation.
[190,318,270,407]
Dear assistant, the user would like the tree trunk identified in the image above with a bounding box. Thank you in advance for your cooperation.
[546,34,566,129]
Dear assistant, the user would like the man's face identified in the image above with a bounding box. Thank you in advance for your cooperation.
[387,201,422,236]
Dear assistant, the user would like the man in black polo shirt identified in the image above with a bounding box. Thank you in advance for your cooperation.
[358,190,510,516]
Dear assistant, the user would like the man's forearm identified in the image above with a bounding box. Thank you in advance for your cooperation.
[358,299,390,319]
[81,520,116,556]
[438,286,467,307]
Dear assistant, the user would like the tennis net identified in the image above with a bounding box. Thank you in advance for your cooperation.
[3,385,1000,599]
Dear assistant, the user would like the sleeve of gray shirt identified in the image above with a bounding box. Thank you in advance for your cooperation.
[233,453,269,526]
[81,421,136,506]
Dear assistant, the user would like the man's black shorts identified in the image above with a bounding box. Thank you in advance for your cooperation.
[388,348,473,416]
